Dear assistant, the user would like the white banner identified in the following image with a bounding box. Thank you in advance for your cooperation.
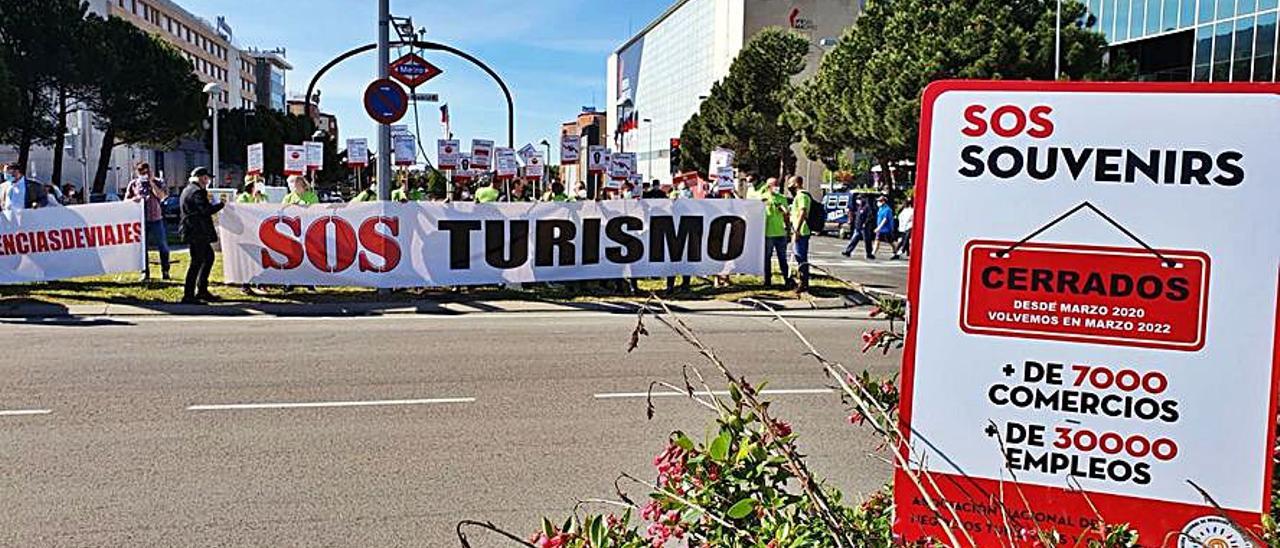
[437,139,461,169]
[218,200,764,287]
[247,143,264,175]
[561,134,580,164]
[0,202,145,284]
[471,139,494,169]
[346,138,368,166]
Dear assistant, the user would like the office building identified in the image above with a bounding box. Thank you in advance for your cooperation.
[606,0,860,186]
[248,48,292,112]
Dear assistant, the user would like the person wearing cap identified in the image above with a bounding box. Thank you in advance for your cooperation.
[178,167,224,304]
[236,175,268,203]
[282,175,318,205]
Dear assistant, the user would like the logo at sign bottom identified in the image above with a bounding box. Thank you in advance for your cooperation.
[1177,516,1247,548]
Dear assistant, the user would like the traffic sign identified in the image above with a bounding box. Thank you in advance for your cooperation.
[390,53,443,89]
[412,93,439,103]
[363,78,409,125]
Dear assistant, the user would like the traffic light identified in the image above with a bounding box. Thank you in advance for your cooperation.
[669,138,681,175]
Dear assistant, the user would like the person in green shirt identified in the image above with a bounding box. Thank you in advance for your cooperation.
[541,181,571,202]
[474,179,501,203]
[236,176,268,203]
[282,175,318,206]
[760,177,793,289]
[350,182,378,203]
[390,177,425,202]
[788,175,813,294]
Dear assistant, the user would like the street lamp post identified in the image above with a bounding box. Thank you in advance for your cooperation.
[202,82,222,186]
[539,139,552,197]
[1054,0,1062,80]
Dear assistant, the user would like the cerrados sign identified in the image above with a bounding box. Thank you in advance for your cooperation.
[218,200,764,287]
[896,81,1280,547]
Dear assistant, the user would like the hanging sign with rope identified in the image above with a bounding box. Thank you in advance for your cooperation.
[895,81,1280,547]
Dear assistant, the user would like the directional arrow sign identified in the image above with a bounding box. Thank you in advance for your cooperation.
[390,52,443,89]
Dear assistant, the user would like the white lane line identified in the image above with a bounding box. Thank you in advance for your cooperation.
[594,388,833,400]
[0,409,52,416]
[186,397,475,411]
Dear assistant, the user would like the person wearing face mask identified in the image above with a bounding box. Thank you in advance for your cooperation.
[1,163,48,212]
[178,167,224,304]
[282,175,318,205]
[621,181,636,199]
[573,181,589,201]
[236,176,269,204]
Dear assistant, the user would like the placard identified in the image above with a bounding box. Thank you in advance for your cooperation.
[437,139,461,169]
[283,144,307,175]
[346,138,369,167]
[494,147,519,179]
[393,133,416,166]
[895,81,1280,547]
[715,166,735,192]
[246,142,264,175]
[561,134,581,165]
[303,140,324,169]
[588,145,610,173]
[471,139,494,169]
[609,152,635,180]
[524,152,544,179]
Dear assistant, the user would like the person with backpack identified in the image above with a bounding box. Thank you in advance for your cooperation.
[789,176,820,295]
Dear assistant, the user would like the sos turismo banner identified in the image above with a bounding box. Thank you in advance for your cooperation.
[0,202,145,284]
[895,81,1280,547]
[219,200,764,287]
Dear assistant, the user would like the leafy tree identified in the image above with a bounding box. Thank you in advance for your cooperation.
[210,108,352,188]
[0,0,90,170]
[81,15,205,193]
[676,28,810,178]
[0,55,18,133]
[791,0,1133,173]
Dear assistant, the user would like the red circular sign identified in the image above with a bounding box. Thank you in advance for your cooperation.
[363,78,409,125]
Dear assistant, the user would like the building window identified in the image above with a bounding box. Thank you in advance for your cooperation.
[1181,0,1196,27]
[1145,0,1160,34]
[1200,0,1218,23]
[1131,0,1146,38]
[1255,11,1277,81]
[1218,0,1235,18]
[1195,25,1214,80]
[1101,0,1116,39]
[1214,21,1235,81]
[1233,16,1256,80]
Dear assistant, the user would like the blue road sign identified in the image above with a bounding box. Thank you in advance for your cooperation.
[363,79,409,125]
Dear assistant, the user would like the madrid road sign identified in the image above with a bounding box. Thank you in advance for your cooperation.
[390,52,443,89]
[363,78,409,125]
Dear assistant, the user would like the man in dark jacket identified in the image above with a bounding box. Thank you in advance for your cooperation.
[841,196,877,260]
[178,167,224,304]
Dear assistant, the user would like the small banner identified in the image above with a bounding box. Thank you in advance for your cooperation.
[246,143,264,175]
[346,138,369,167]
[0,202,145,284]
[218,200,764,287]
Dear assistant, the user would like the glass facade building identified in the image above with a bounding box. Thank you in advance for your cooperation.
[1087,0,1278,82]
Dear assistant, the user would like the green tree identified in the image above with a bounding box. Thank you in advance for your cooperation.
[211,108,351,188]
[0,0,90,170]
[0,55,19,133]
[792,0,1132,174]
[677,28,810,178]
[81,15,205,193]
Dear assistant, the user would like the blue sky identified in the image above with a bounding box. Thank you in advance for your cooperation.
[180,0,671,160]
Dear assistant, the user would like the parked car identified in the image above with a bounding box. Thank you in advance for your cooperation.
[821,191,851,238]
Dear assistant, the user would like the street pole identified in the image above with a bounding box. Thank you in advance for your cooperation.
[542,140,552,197]
[1054,0,1062,80]
[202,83,222,187]
[376,0,392,201]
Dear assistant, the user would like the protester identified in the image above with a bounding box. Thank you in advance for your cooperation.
[674,181,692,200]
[349,181,378,202]
[841,195,876,260]
[124,162,171,280]
[788,176,814,294]
[893,197,915,259]
[282,175,318,205]
[391,176,425,202]
[236,175,268,204]
[873,195,896,258]
[543,181,571,202]
[475,178,501,203]
[573,181,588,201]
[759,177,792,289]
[1,163,48,212]
[621,181,636,199]
[178,167,223,304]
[60,184,79,205]
[642,179,668,199]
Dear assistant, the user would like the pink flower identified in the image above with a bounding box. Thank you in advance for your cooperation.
[640,500,661,521]
[848,411,866,425]
[771,419,793,438]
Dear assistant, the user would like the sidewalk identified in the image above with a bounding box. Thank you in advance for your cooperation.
[0,294,869,319]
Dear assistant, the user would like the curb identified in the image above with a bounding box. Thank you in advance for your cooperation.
[0,295,866,320]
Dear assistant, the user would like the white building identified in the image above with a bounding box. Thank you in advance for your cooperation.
[606,0,861,187]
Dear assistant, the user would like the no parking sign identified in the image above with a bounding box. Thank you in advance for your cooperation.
[896,81,1280,546]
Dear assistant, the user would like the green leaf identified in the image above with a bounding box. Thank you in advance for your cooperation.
[588,515,606,548]
[726,498,756,519]
[673,432,695,452]
[541,517,555,537]
[708,431,732,462]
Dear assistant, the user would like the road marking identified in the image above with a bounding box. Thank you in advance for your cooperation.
[594,388,833,400]
[186,397,475,411]
[0,409,52,416]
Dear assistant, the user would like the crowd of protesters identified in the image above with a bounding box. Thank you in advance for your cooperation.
[3,159,912,300]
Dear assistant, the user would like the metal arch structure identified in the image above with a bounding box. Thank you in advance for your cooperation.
[304,40,515,148]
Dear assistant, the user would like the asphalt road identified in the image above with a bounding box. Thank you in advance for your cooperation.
[0,308,900,547]
[809,233,911,296]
